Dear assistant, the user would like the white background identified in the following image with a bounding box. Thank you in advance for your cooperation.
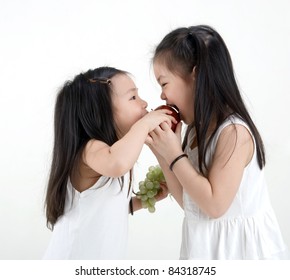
[0,0,289,260]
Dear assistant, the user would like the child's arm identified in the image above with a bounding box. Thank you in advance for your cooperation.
[151,149,184,208]
[83,109,175,178]
[147,122,184,208]
[131,197,143,213]
[150,123,254,218]
[130,182,169,214]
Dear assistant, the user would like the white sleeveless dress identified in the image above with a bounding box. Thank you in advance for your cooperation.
[180,115,289,259]
[43,174,132,260]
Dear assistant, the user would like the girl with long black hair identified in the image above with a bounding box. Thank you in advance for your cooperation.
[43,66,172,259]
[148,25,288,259]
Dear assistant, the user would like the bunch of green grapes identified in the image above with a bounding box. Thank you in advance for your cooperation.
[136,165,165,213]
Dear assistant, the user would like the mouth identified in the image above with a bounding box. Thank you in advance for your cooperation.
[167,104,179,113]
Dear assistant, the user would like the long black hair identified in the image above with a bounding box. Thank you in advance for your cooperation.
[153,25,265,175]
[45,66,130,229]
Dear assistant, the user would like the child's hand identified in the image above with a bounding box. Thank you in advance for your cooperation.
[155,182,169,202]
[136,165,168,213]
[139,109,177,133]
[147,121,183,164]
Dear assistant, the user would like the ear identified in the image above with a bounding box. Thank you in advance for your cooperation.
[191,66,196,79]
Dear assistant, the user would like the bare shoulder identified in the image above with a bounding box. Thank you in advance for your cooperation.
[214,123,254,166]
[219,123,253,145]
[82,139,109,164]
[84,139,108,153]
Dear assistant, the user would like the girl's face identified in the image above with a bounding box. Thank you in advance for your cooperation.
[111,74,148,136]
[153,61,195,125]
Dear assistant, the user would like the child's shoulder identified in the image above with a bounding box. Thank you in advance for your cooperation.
[84,139,108,154]
[222,114,247,127]
[216,115,250,134]
[213,115,253,148]
[83,138,111,156]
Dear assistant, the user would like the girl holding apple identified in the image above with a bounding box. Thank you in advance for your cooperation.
[43,66,172,259]
[147,25,289,259]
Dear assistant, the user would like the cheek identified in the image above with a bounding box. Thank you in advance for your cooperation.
[184,99,195,123]
[128,109,143,125]
[178,88,194,123]
[113,106,127,127]
[115,110,140,132]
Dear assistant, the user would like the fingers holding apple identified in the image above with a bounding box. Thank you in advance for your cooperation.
[155,105,181,132]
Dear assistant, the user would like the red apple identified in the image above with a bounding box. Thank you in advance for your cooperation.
[155,105,181,132]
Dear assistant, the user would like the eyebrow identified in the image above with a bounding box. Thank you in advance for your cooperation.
[125,87,138,94]
[157,75,165,83]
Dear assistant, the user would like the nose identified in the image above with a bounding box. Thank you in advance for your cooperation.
[141,98,148,109]
[160,91,166,100]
